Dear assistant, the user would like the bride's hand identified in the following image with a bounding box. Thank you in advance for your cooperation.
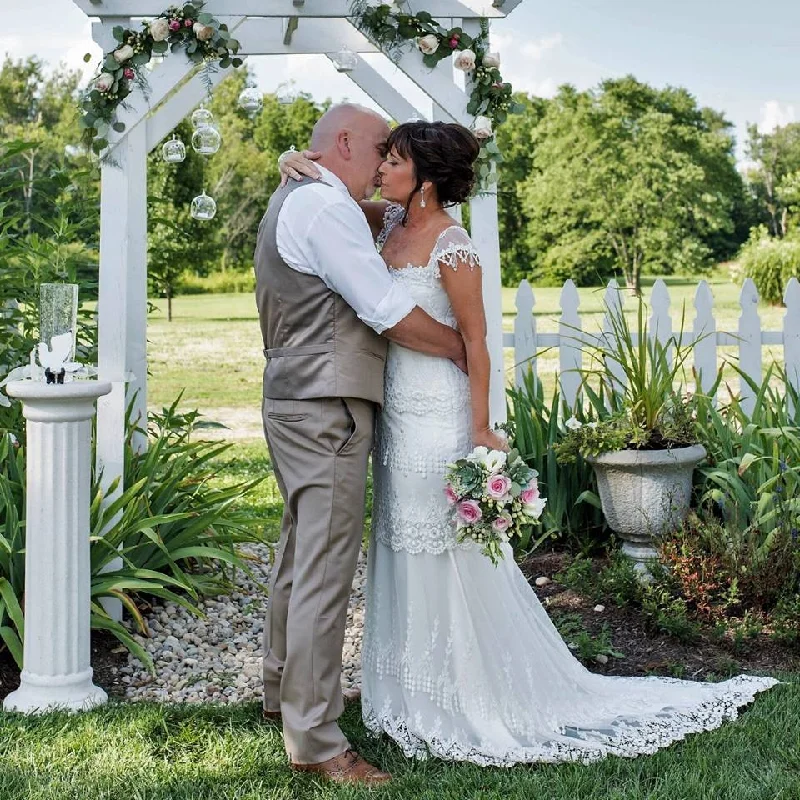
[472,427,510,453]
[279,149,322,186]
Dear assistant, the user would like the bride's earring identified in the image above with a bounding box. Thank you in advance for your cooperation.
[420,186,427,209]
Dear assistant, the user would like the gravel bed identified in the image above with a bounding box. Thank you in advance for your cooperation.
[120,544,364,703]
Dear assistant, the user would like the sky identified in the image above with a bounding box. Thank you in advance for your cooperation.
[3,0,799,162]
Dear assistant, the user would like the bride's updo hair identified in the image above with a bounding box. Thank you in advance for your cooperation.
[384,121,480,212]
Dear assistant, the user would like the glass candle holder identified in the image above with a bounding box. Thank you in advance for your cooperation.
[39,283,78,361]
[191,124,222,155]
[238,85,263,116]
[190,191,217,221]
[162,135,186,163]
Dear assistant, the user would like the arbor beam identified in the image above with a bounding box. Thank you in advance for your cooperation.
[237,18,379,55]
[332,54,425,124]
[72,0,504,18]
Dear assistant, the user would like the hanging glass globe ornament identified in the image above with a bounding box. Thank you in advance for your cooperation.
[190,190,217,221]
[331,45,358,73]
[276,82,298,106]
[191,123,222,155]
[191,104,214,129]
[161,134,186,163]
[238,84,263,116]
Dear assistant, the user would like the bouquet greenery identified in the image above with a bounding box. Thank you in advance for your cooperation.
[444,446,546,565]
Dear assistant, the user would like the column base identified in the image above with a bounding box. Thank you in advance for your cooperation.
[3,668,108,714]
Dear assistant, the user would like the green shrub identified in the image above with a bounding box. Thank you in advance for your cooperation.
[738,226,800,304]
[0,401,267,670]
[174,271,256,295]
[507,369,605,553]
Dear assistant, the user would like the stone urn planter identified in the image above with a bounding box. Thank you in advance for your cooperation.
[587,444,707,576]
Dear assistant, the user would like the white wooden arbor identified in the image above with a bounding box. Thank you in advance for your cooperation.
[72,0,524,518]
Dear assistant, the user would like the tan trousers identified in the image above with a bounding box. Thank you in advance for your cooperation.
[261,396,374,764]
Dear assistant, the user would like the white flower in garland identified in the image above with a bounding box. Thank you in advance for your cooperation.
[95,72,114,93]
[193,22,215,41]
[473,115,494,140]
[482,52,501,68]
[565,416,583,431]
[113,44,135,63]
[453,48,477,72]
[417,34,439,55]
[148,17,170,42]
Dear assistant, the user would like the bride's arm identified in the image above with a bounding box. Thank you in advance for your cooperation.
[277,150,389,242]
[439,253,508,452]
[360,200,390,241]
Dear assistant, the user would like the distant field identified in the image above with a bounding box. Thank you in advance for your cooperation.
[147,269,789,438]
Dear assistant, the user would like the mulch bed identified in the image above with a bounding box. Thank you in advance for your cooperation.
[521,551,800,679]
[1,553,796,704]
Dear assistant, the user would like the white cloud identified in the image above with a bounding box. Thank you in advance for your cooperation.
[758,100,796,133]
[521,33,564,61]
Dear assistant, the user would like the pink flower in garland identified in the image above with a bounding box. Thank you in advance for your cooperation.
[123,67,135,80]
[169,19,181,31]
[449,34,460,49]
[184,18,193,27]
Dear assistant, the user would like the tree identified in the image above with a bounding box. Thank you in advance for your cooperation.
[495,93,548,285]
[745,122,800,237]
[520,77,742,292]
[148,120,221,320]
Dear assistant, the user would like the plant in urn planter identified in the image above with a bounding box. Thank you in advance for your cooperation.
[554,294,707,577]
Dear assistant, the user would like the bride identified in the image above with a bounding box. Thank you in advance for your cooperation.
[280,120,776,766]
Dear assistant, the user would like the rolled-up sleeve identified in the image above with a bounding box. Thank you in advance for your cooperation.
[301,198,416,334]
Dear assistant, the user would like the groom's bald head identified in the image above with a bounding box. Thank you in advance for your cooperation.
[311,103,390,200]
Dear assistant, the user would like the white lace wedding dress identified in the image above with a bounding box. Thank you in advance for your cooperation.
[361,205,777,766]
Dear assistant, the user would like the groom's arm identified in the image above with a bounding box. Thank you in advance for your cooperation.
[383,308,466,365]
[288,191,466,366]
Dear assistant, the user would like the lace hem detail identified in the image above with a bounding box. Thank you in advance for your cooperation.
[363,675,778,766]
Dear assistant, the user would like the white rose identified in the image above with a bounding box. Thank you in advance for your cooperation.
[484,450,507,473]
[523,497,547,519]
[587,421,598,429]
[193,22,215,41]
[472,115,493,140]
[417,34,439,55]
[565,416,582,431]
[468,445,489,462]
[149,18,170,42]
[113,44,134,63]
[95,72,114,92]
[453,48,476,72]
[482,52,501,68]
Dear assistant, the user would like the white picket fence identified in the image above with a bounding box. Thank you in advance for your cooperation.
[504,276,800,416]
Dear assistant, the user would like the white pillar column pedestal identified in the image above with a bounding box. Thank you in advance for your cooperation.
[3,380,112,714]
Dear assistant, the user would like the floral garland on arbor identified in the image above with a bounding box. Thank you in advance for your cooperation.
[80,1,242,154]
[350,0,523,183]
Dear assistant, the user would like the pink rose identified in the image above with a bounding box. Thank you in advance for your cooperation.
[492,515,511,533]
[456,499,482,524]
[520,484,540,504]
[169,19,181,31]
[449,35,460,49]
[184,18,194,27]
[486,474,511,500]
[123,67,135,79]
[444,484,458,506]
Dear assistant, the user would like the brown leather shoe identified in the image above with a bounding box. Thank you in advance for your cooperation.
[291,749,390,785]
[262,709,281,721]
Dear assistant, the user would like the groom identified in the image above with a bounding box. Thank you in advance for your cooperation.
[254,103,466,785]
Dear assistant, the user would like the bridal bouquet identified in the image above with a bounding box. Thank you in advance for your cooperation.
[444,446,546,565]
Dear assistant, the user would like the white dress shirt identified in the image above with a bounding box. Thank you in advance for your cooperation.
[275,166,415,334]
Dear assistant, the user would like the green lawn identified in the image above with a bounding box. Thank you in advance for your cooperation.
[1,684,798,800]
[148,269,788,434]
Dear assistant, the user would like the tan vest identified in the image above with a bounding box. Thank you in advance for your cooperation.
[254,177,387,404]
